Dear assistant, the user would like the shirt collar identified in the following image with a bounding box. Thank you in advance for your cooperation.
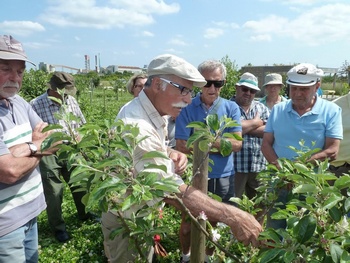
[138,90,166,130]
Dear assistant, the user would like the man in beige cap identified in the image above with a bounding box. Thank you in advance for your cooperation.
[0,35,55,262]
[101,54,262,263]
[30,72,93,243]
[259,73,287,111]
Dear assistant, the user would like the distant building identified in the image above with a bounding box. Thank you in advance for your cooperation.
[104,65,144,74]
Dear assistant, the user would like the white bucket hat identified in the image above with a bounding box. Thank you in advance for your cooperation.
[263,73,284,87]
[236,72,260,91]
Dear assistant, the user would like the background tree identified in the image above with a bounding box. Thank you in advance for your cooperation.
[220,55,240,99]
[20,69,49,101]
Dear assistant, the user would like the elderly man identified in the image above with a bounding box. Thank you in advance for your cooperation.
[101,54,262,263]
[262,63,343,229]
[231,73,269,201]
[175,60,242,262]
[31,72,92,243]
[0,35,55,262]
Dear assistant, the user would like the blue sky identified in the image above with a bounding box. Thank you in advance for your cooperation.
[1,0,350,71]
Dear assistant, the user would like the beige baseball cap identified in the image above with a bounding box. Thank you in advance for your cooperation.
[147,54,206,87]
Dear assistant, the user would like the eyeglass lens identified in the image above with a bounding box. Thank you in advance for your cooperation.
[241,86,257,94]
[204,80,225,88]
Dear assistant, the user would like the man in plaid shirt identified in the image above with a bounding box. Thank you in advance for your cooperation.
[231,73,269,202]
[30,72,91,243]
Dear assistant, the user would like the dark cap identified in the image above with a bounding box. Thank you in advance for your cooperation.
[0,35,35,66]
[48,72,77,95]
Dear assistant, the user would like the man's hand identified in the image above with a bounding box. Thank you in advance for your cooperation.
[32,122,57,155]
[226,208,262,247]
[169,149,188,175]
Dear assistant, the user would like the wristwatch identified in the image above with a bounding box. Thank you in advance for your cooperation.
[26,142,38,156]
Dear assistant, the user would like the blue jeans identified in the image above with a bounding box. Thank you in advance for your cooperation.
[0,218,38,263]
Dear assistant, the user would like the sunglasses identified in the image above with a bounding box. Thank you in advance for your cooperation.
[240,86,258,94]
[204,80,225,88]
[159,78,193,96]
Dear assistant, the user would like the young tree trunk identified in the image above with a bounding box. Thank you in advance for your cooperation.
[190,141,209,263]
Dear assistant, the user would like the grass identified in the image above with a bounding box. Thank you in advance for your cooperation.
[37,184,106,263]
[37,183,184,262]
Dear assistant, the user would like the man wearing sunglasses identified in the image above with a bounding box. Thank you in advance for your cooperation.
[231,73,269,223]
[101,54,261,263]
[175,60,243,263]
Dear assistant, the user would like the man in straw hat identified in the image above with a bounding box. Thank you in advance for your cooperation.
[101,54,262,263]
[0,35,56,262]
[262,63,343,229]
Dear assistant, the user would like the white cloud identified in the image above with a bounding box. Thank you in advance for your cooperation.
[204,28,224,39]
[142,31,154,37]
[168,37,188,46]
[0,21,45,36]
[40,0,180,29]
[74,36,81,41]
[212,21,239,29]
[242,3,350,44]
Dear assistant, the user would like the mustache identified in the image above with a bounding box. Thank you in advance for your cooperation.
[1,81,19,89]
[172,102,188,108]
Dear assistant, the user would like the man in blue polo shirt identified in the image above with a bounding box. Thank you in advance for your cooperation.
[262,63,343,229]
[175,59,242,263]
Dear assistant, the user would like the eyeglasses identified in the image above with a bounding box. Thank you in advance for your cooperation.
[159,78,193,96]
[240,86,258,94]
[133,84,144,89]
[204,80,225,88]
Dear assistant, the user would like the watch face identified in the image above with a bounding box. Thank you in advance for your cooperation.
[27,142,37,154]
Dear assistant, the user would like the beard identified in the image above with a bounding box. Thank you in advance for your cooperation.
[0,81,20,98]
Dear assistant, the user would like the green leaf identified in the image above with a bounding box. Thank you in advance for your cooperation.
[206,114,219,131]
[329,206,342,222]
[335,175,350,190]
[294,162,309,172]
[222,132,243,141]
[143,163,168,173]
[259,248,284,263]
[330,243,343,263]
[340,250,350,263]
[198,139,211,153]
[344,197,350,212]
[306,196,317,204]
[186,131,207,149]
[186,121,207,129]
[283,251,296,263]
[293,184,318,194]
[293,215,316,244]
[323,194,343,210]
[142,151,168,160]
[219,139,232,157]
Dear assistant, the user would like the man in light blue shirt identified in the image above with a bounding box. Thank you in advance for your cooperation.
[262,63,343,229]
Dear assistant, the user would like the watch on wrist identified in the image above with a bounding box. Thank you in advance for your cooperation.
[26,142,38,156]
